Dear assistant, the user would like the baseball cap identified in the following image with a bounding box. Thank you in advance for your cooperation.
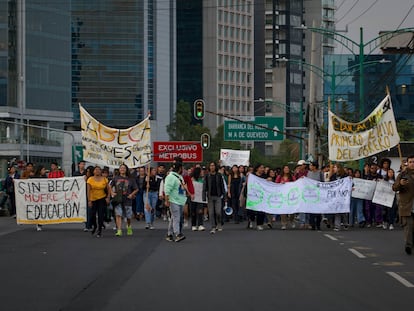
[297,160,307,165]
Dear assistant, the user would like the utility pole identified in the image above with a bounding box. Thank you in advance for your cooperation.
[307,20,317,159]
[17,0,26,161]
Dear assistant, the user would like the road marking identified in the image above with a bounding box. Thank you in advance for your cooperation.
[348,248,367,258]
[386,272,414,288]
[324,234,338,241]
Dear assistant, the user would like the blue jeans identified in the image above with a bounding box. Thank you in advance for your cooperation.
[144,191,158,224]
[135,191,144,215]
[168,202,183,236]
[350,197,365,225]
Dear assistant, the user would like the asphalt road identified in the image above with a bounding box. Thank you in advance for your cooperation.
[1,217,414,311]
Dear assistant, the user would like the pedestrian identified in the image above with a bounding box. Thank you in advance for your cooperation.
[164,161,188,242]
[31,165,47,231]
[384,168,397,230]
[349,169,366,228]
[87,166,111,238]
[203,161,226,234]
[144,167,159,230]
[227,165,242,224]
[5,166,19,218]
[111,164,138,236]
[48,161,64,178]
[295,160,309,228]
[135,166,146,221]
[392,155,414,255]
[21,162,34,179]
[190,166,206,231]
[275,165,296,230]
[73,160,87,177]
[307,161,324,230]
[364,161,383,228]
[329,163,349,231]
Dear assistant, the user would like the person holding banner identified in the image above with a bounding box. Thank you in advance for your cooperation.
[392,155,414,255]
[5,166,19,218]
[30,165,47,231]
[112,164,138,236]
[364,162,384,228]
[349,169,366,228]
[329,164,349,231]
[87,166,111,238]
[275,165,296,230]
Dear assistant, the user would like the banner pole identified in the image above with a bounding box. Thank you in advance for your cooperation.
[145,163,151,212]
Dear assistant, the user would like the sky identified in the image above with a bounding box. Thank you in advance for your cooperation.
[335,0,414,53]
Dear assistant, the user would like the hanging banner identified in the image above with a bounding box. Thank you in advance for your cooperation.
[80,104,152,168]
[14,177,87,225]
[328,95,400,162]
[372,180,396,208]
[351,178,377,200]
[220,149,250,167]
[246,174,352,214]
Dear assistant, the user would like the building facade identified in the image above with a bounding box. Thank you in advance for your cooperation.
[71,0,176,142]
[0,0,73,177]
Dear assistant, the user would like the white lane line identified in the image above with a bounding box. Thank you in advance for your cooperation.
[348,248,367,258]
[324,234,338,241]
[386,272,414,288]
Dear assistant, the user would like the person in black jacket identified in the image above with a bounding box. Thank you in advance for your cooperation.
[202,161,225,234]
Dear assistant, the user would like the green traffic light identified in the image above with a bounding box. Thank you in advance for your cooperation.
[197,111,203,117]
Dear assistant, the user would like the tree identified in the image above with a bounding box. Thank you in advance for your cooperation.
[397,120,414,141]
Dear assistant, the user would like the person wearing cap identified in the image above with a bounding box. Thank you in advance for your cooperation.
[307,161,324,230]
[392,155,414,255]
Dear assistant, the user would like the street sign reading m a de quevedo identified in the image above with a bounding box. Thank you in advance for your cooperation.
[224,116,284,141]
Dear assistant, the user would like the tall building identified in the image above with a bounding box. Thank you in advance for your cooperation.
[70,0,176,142]
[0,0,73,176]
[203,0,255,133]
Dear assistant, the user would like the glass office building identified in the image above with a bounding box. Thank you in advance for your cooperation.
[71,0,176,141]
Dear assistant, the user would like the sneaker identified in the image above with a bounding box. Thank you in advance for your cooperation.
[127,226,133,236]
[96,231,102,238]
[165,235,174,242]
[149,225,155,230]
[192,226,198,231]
[382,223,387,230]
[175,234,186,242]
[217,227,223,232]
[267,223,273,229]
[389,224,394,230]
[405,246,412,255]
[198,225,205,231]
[163,215,167,221]
[281,225,286,230]
[333,227,340,232]
[291,223,296,229]
[115,229,122,236]
[183,220,189,228]
[367,223,372,228]
[210,228,216,234]
[257,225,264,231]
[36,225,42,232]
[376,223,383,228]
[248,222,253,229]
[203,215,208,222]
[145,224,150,229]
[83,228,89,232]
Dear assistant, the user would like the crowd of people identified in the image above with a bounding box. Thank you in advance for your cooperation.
[1,154,414,253]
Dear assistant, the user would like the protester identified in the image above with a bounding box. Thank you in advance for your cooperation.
[135,166,146,221]
[164,161,188,242]
[249,164,266,231]
[307,161,323,230]
[190,167,205,231]
[48,161,64,178]
[392,155,414,255]
[5,166,19,218]
[329,163,349,231]
[144,167,159,230]
[227,165,242,224]
[384,168,397,230]
[294,160,309,228]
[87,166,111,238]
[73,160,87,177]
[203,161,226,234]
[20,162,34,179]
[349,169,366,228]
[111,164,138,237]
[364,161,383,228]
[31,165,47,231]
[275,165,296,230]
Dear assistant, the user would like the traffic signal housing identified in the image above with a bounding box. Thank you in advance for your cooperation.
[201,133,210,149]
[194,99,205,120]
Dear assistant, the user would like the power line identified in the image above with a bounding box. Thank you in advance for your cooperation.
[336,0,360,23]
[345,0,379,26]
[396,3,414,29]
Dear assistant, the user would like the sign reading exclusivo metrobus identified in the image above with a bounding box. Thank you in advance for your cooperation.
[152,141,203,163]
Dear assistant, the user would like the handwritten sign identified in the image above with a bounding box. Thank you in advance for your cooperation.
[246,174,352,214]
[372,181,395,208]
[328,95,400,162]
[351,178,376,200]
[15,177,87,225]
[80,104,152,168]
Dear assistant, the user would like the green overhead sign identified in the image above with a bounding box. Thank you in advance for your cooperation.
[224,117,284,141]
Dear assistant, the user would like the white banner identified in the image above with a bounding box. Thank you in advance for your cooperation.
[372,181,395,208]
[220,149,250,167]
[328,95,400,162]
[15,177,87,225]
[247,174,352,214]
[351,178,376,200]
[80,104,152,168]
[192,180,207,204]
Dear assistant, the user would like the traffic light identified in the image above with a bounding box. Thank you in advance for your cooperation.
[194,99,205,120]
[201,133,210,149]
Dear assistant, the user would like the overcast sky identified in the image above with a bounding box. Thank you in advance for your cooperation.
[335,0,414,53]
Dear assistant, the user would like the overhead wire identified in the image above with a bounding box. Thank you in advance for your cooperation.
[345,0,379,26]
